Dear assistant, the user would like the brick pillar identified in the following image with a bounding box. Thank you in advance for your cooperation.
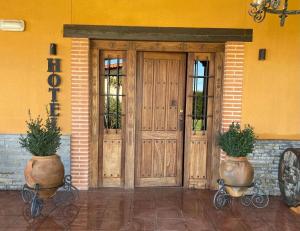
[221,42,245,160]
[222,42,244,129]
[71,38,89,190]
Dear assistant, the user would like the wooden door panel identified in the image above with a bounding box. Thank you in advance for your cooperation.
[167,60,180,131]
[142,131,177,139]
[165,140,177,177]
[153,140,165,177]
[189,140,207,179]
[138,177,177,186]
[140,140,153,177]
[136,52,186,187]
[103,139,121,178]
[154,60,167,131]
[142,59,154,131]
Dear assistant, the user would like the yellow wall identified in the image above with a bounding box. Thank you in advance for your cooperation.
[0,0,71,133]
[243,14,300,140]
[1,0,300,139]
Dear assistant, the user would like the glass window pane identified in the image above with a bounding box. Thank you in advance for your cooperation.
[103,58,123,129]
[104,96,122,129]
[192,60,209,131]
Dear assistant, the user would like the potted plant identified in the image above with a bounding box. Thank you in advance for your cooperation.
[218,122,256,197]
[19,112,64,199]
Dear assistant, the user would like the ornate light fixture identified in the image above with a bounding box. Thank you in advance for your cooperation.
[249,0,300,26]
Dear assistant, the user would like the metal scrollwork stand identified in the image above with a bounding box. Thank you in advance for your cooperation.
[21,175,79,217]
[213,179,269,209]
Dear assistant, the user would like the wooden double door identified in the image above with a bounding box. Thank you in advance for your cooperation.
[135,52,186,187]
[90,40,223,189]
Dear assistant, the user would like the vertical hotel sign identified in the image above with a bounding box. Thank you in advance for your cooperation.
[47,58,61,118]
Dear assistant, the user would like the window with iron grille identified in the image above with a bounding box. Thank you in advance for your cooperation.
[192,60,209,131]
[103,58,124,129]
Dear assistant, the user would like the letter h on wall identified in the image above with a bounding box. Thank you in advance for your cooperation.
[47,58,61,73]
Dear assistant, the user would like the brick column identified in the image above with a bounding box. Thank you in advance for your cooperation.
[222,42,244,130]
[71,38,89,190]
[220,42,245,160]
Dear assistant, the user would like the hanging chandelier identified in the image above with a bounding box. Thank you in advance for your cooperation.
[249,0,300,26]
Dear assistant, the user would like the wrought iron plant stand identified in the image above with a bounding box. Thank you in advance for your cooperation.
[213,179,269,209]
[21,175,79,217]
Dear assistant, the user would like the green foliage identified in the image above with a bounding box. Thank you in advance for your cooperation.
[109,76,122,89]
[192,92,204,130]
[104,96,122,129]
[192,92,204,120]
[19,112,61,156]
[218,122,256,157]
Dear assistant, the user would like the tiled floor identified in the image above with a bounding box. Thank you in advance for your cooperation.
[0,188,299,230]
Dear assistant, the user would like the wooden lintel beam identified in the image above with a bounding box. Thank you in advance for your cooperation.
[64,25,253,42]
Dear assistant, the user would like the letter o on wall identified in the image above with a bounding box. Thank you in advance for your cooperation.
[48,74,61,87]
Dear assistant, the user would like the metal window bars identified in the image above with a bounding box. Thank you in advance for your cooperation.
[191,60,210,131]
[102,58,125,130]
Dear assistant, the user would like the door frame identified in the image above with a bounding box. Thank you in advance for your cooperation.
[90,40,224,189]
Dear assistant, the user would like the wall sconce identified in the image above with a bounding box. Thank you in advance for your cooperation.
[258,49,266,60]
[50,43,57,55]
[0,20,25,31]
[249,0,300,26]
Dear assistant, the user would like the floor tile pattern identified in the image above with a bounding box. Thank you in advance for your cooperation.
[0,188,299,230]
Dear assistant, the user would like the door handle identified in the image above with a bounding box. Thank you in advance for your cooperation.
[179,109,184,131]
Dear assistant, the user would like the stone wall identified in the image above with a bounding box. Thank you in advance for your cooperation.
[248,140,300,195]
[0,134,70,190]
[0,134,299,195]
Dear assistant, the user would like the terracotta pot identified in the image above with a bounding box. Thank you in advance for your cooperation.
[24,154,64,199]
[219,155,254,197]
[290,206,300,215]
